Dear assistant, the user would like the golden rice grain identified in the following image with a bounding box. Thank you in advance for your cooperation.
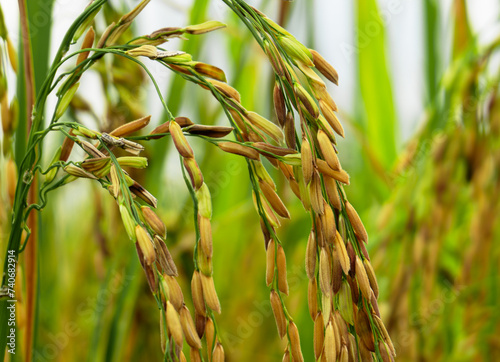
[316,160,350,184]
[288,321,304,362]
[314,312,325,360]
[166,301,183,347]
[319,247,332,295]
[277,244,289,295]
[309,171,325,215]
[334,231,350,275]
[323,175,341,210]
[141,206,166,238]
[331,248,342,295]
[200,274,221,314]
[301,138,314,185]
[324,321,337,362]
[319,100,344,138]
[76,27,95,66]
[110,115,151,137]
[191,271,206,317]
[183,157,204,190]
[198,215,213,258]
[355,308,375,352]
[170,120,194,158]
[186,124,234,138]
[154,236,178,276]
[345,201,368,243]
[259,181,290,219]
[218,141,260,160]
[180,305,202,349]
[164,275,184,311]
[212,343,225,362]
[194,62,227,82]
[310,49,339,85]
[266,239,276,286]
[363,259,379,299]
[135,225,156,265]
[305,231,317,280]
[274,82,287,126]
[317,130,341,171]
[308,278,318,320]
[270,290,287,339]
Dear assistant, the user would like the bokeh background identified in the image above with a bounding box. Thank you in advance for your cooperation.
[1,0,500,361]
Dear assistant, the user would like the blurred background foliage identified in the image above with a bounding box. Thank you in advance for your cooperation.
[1,0,499,361]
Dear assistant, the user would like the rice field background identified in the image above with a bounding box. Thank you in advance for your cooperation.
[0,0,499,361]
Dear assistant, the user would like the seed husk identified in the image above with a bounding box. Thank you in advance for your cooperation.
[301,138,314,184]
[141,206,166,238]
[325,321,337,362]
[335,231,350,275]
[316,159,350,184]
[284,112,296,149]
[308,278,318,320]
[288,321,304,362]
[64,164,97,179]
[191,271,206,317]
[305,231,317,280]
[266,239,276,286]
[196,183,212,219]
[332,248,342,295]
[130,181,158,208]
[318,130,341,171]
[363,259,379,299]
[314,312,325,360]
[110,115,151,137]
[170,120,194,158]
[205,78,240,102]
[309,171,325,215]
[166,301,183,347]
[356,257,372,300]
[319,99,344,138]
[273,82,287,126]
[270,290,287,339]
[76,27,95,66]
[198,215,213,258]
[253,142,297,157]
[276,244,289,295]
[190,348,202,362]
[373,315,396,357]
[245,111,285,144]
[60,130,76,162]
[194,62,226,82]
[212,343,225,362]
[355,307,375,352]
[310,49,339,85]
[345,201,368,243]
[164,275,184,311]
[294,82,319,118]
[338,281,354,325]
[135,226,156,265]
[150,117,194,139]
[180,305,202,349]
[154,236,178,276]
[218,141,260,160]
[186,124,234,138]
[200,274,221,314]
[195,313,206,339]
[184,20,226,35]
[259,180,290,219]
[322,203,336,243]
[319,247,332,295]
[323,176,341,210]
[205,318,216,354]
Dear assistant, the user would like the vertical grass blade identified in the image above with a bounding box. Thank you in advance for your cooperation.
[355,0,398,169]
